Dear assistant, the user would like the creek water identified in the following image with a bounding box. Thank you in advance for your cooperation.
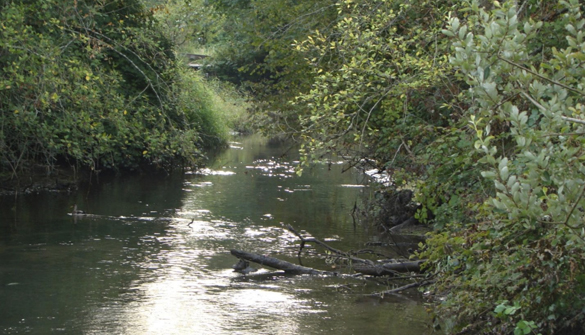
[0,135,432,335]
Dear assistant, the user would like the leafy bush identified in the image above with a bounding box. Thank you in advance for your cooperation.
[422,1,585,333]
[0,0,227,176]
[282,0,585,332]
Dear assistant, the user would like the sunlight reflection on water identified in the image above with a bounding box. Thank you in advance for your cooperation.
[0,135,432,335]
[84,225,315,334]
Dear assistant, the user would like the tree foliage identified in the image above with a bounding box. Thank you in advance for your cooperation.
[293,0,484,228]
[154,0,221,48]
[0,0,225,177]
[422,1,585,333]
[214,0,585,333]
[203,0,338,135]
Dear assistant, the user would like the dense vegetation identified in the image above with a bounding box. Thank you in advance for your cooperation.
[202,0,585,333]
[0,0,236,179]
[201,0,339,135]
[4,0,584,332]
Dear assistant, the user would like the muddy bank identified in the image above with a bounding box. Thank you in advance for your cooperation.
[0,167,81,196]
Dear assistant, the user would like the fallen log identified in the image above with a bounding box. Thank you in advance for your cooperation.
[353,260,426,276]
[230,249,335,276]
[369,279,436,297]
[388,217,420,233]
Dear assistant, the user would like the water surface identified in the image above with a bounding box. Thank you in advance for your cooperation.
[0,135,432,334]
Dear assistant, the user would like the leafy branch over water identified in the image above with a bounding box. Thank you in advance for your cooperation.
[204,0,585,333]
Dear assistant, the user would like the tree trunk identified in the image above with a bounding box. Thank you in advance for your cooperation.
[230,249,336,275]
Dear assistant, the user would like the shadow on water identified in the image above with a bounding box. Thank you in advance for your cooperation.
[0,134,435,335]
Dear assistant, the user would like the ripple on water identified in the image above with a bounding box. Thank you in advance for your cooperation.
[247,159,296,178]
[186,168,236,176]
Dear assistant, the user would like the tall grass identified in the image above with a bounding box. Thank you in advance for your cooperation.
[152,0,253,141]
[175,67,252,147]
[204,77,252,134]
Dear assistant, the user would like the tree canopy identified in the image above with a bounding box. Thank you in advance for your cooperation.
[0,0,227,177]
[204,0,585,333]
[202,0,339,135]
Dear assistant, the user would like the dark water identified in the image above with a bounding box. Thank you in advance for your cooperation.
[0,135,432,334]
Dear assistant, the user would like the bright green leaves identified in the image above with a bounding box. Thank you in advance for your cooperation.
[424,0,585,333]
[295,0,454,173]
[0,0,210,174]
[494,301,540,335]
[494,300,521,317]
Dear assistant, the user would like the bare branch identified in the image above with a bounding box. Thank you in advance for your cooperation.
[368,279,435,297]
[499,56,585,97]
[285,224,374,264]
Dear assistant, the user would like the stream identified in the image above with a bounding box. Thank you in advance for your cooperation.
[0,135,432,334]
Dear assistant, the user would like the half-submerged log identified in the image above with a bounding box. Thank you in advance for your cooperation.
[230,249,335,276]
[353,260,425,276]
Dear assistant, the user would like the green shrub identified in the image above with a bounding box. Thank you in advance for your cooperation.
[423,1,585,333]
[0,0,231,176]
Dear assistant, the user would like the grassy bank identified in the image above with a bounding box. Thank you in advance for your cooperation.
[0,0,253,185]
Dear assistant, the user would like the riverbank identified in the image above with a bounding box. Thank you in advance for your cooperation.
[0,162,187,197]
[0,167,79,197]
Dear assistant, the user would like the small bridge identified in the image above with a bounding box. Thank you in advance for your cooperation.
[183,53,209,70]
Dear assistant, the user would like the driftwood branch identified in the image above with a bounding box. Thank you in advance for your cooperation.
[369,279,435,297]
[230,249,335,276]
[284,224,374,265]
[353,260,426,276]
[388,217,419,233]
[284,224,427,277]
